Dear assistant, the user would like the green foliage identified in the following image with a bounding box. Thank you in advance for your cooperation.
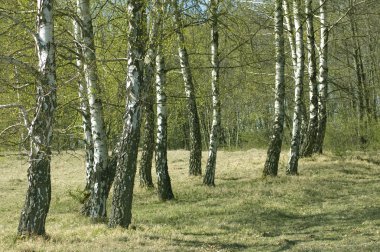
[325,116,380,156]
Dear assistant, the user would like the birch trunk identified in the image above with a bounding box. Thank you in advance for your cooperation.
[314,0,329,154]
[139,1,161,188]
[263,0,285,177]
[172,0,202,176]
[156,42,174,201]
[204,0,221,186]
[287,0,304,175]
[109,0,144,228]
[283,0,297,75]
[77,0,109,220]
[301,0,319,157]
[73,16,94,199]
[18,0,56,236]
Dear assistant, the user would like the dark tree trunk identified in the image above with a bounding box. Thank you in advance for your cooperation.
[109,0,144,229]
[139,85,155,188]
[263,0,285,177]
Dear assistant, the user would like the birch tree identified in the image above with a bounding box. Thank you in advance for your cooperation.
[301,0,319,157]
[18,0,56,236]
[77,0,109,220]
[156,38,175,201]
[109,0,144,228]
[139,1,160,189]
[172,0,202,176]
[263,0,285,177]
[287,0,304,175]
[203,0,221,186]
[73,13,94,202]
[314,0,329,154]
[151,0,175,200]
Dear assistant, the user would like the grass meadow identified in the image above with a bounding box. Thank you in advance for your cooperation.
[0,149,379,251]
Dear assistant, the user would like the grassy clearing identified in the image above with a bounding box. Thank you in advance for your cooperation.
[0,149,379,251]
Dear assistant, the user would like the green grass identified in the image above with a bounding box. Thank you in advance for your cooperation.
[0,149,379,251]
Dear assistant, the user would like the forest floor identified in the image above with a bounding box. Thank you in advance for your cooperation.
[0,149,379,251]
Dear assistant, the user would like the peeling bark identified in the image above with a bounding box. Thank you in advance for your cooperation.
[156,42,174,201]
[301,0,319,157]
[77,0,109,220]
[263,0,285,177]
[139,0,161,189]
[204,0,221,186]
[314,0,329,154]
[18,0,56,236]
[109,0,144,228]
[172,0,202,176]
[73,15,94,199]
[287,0,304,175]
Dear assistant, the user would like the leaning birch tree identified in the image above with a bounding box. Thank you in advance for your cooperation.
[263,0,285,177]
[203,0,221,186]
[77,0,109,220]
[17,0,56,236]
[109,0,144,228]
[172,0,202,176]
[287,0,305,175]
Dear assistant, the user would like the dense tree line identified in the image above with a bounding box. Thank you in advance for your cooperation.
[0,0,379,236]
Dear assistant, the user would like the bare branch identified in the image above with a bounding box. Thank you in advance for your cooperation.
[0,103,30,128]
[0,123,23,138]
[0,56,39,78]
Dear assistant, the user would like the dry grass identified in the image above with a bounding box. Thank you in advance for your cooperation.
[0,149,379,251]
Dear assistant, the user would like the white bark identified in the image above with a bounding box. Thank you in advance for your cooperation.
[301,0,319,157]
[287,0,304,175]
[77,0,109,219]
[263,0,285,177]
[204,0,221,186]
[73,15,94,193]
[283,0,297,75]
[172,0,202,176]
[314,0,329,154]
[109,0,144,228]
[18,0,56,236]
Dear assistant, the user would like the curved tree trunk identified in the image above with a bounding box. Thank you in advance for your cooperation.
[204,0,221,186]
[77,0,109,220]
[301,0,318,157]
[287,0,304,175]
[109,0,144,228]
[18,0,56,236]
[172,0,202,176]
[314,0,329,154]
[263,0,285,177]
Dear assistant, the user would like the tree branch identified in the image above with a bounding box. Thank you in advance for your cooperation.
[0,56,39,78]
[0,103,30,128]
